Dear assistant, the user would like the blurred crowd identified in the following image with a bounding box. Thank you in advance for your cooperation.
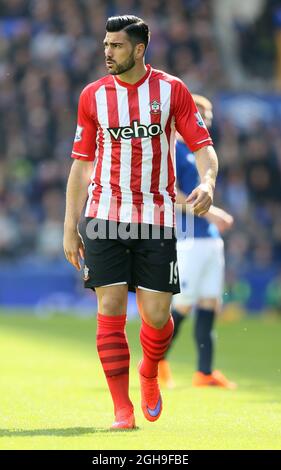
[0,0,281,310]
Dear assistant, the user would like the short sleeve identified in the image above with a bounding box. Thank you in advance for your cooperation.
[71,86,97,161]
[172,80,213,152]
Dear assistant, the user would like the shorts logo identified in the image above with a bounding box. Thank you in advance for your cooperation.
[149,100,161,114]
[74,125,83,142]
[83,265,90,281]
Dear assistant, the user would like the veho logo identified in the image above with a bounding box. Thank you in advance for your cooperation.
[107,120,163,140]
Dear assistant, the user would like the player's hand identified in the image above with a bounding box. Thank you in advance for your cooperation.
[185,183,213,216]
[63,228,85,271]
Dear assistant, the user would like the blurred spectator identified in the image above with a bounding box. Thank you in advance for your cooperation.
[234,0,281,89]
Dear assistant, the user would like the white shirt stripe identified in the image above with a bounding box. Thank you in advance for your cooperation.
[159,79,173,227]
[138,80,155,225]
[95,85,112,220]
[115,81,133,223]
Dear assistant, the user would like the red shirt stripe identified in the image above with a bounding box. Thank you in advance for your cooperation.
[127,87,143,223]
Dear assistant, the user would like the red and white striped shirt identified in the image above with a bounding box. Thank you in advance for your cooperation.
[71,64,213,227]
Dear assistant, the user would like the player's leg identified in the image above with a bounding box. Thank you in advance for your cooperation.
[81,219,135,428]
[192,296,236,388]
[95,284,135,428]
[136,229,179,380]
[159,238,202,387]
[158,302,191,389]
[193,239,236,389]
[169,238,202,353]
[170,304,190,350]
[192,239,222,383]
[136,288,174,421]
[167,303,192,356]
[133,227,179,421]
[192,296,217,385]
[137,288,174,376]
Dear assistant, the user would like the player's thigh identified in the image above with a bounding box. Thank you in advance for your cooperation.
[80,219,132,289]
[134,229,180,294]
[197,297,218,311]
[199,239,225,300]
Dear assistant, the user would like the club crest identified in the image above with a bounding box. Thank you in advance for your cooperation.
[149,100,161,114]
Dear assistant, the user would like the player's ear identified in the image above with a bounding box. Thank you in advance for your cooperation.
[135,43,145,59]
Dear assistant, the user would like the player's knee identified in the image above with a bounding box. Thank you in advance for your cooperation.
[144,307,170,329]
[197,298,217,310]
[151,317,167,329]
[99,295,126,315]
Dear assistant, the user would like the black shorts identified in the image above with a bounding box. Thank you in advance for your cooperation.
[80,218,180,294]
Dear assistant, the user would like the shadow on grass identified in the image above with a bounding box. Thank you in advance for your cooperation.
[0,426,140,437]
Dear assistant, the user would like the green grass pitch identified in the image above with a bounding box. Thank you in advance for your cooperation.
[0,311,280,450]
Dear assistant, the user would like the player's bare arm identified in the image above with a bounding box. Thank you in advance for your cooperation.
[175,187,193,213]
[186,145,218,216]
[63,160,92,271]
[204,205,234,233]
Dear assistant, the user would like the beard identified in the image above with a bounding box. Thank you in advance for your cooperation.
[106,51,135,75]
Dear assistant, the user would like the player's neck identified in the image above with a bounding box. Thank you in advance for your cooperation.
[116,62,147,85]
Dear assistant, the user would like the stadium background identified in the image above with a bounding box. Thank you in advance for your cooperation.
[1,0,281,452]
[0,0,281,314]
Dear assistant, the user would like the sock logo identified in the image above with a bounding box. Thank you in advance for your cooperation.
[146,397,162,418]
[108,120,163,140]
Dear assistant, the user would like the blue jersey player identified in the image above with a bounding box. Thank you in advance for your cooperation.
[159,95,237,389]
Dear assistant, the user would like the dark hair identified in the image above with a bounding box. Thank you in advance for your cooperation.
[106,15,150,51]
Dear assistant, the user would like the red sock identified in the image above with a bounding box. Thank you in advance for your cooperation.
[140,316,174,378]
[96,313,133,415]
